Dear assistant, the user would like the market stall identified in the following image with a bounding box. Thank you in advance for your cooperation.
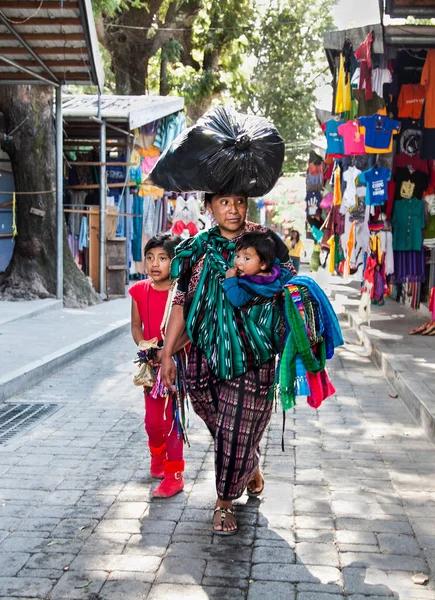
[0,0,104,300]
[307,9,435,325]
[62,94,203,298]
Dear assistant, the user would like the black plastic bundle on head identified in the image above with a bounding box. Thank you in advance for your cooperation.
[149,105,285,197]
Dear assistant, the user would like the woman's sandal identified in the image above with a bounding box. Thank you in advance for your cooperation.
[247,473,265,498]
[409,321,432,335]
[212,507,238,536]
[421,321,435,336]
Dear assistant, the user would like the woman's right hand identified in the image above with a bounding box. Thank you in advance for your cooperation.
[160,354,177,392]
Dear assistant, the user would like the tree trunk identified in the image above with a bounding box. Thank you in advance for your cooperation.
[160,54,169,96]
[0,85,101,307]
[112,52,147,95]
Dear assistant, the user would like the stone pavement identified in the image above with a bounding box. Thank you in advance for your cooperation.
[1,330,435,599]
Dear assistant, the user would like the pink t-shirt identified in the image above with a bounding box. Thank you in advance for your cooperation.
[338,120,365,155]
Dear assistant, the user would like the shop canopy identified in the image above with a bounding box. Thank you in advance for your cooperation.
[62,94,185,144]
[0,0,103,90]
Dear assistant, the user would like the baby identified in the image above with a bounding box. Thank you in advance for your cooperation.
[223,231,293,307]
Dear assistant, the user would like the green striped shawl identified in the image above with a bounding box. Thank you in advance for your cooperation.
[171,225,282,380]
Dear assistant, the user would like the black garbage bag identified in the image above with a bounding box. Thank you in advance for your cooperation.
[148,105,285,197]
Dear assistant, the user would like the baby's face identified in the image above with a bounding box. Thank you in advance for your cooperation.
[234,247,266,277]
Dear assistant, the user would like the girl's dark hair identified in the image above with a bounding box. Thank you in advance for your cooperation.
[235,231,276,271]
[144,233,182,259]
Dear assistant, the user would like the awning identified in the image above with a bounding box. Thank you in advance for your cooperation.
[62,94,185,133]
[0,0,104,90]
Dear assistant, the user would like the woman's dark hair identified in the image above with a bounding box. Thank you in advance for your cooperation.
[235,231,276,271]
[203,192,248,207]
[291,230,300,244]
[144,233,182,259]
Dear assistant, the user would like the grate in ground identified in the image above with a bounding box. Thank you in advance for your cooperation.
[0,403,59,445]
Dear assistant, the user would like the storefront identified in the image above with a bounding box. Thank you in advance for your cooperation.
[62,94,204,298]
[306,7,435,324]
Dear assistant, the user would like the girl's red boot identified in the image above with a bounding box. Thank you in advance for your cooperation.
[152,459,184,498]
[149,442,166,479]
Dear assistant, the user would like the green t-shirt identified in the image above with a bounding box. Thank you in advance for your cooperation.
[392,198,425,251]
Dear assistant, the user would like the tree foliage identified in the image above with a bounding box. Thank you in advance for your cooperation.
[246,0,336,172]
[94,0,254,119]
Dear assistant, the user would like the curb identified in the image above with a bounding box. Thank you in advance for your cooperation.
[0,320,130,404]
[0,299,63,327]
[334,293,435,444]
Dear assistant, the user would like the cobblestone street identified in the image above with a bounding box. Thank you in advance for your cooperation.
[1,321,435,600]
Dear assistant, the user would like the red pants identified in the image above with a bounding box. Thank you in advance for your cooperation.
[144,393,183,461]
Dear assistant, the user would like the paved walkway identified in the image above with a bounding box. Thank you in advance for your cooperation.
[1,328,435,599]
[0,297,130,403]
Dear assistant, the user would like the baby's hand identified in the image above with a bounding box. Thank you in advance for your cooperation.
[226,267,238,279]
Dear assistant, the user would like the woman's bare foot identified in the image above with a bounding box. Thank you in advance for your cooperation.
[213,500,238,535]
[247,467,264,495]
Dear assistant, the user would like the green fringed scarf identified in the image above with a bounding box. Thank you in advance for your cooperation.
[279,285,326,409]
[171,225,282,380]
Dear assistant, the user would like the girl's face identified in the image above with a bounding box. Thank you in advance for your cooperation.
[207,194,248,239]
[145,246,171,284]
[234,247,267,277]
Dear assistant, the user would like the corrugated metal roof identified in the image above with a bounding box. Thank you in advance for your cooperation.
[0,0,104,90]
[62,94,185,130]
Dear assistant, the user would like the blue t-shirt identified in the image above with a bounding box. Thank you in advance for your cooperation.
[323,119,345,156]
[359,167,391,205]
[358,115,401,151]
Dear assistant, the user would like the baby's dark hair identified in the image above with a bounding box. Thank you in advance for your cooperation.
[236,231,276,271]
[144,233,182,259]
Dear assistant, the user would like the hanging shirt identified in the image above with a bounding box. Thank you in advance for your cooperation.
[392,198,425,251]
[352,68,392,97]
[394,167,429,200]
[335,54,352,114]
[358,115,401,153]
[359,167,391,205]
[338,120,366,155]
[322,119,345,157]
[352,89,386,118]
[397,119,422,157]
[397,84,426,119]
[129,279,169,341]
[342,166,362,209]
[421,49,435,129]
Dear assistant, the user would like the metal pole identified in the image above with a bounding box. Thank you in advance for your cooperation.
[55,85,63,300]
[99,119,106,296]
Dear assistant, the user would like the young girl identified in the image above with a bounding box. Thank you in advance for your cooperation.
[129,233,184,498]
[285,230,304,273]
[223,231,294,307]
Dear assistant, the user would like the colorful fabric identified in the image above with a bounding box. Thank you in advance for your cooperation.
[277,277,342,410]
[223,264,293,308]
[186,346,274,500]
[171,225,287,379]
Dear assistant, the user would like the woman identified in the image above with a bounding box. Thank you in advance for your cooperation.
[160,193,294,535]
[285,230,304,273]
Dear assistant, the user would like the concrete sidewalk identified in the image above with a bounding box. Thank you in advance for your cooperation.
[0,297,130,403]
[328,275,435,444]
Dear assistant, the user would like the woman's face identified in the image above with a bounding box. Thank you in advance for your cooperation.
[207,194,248,238]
